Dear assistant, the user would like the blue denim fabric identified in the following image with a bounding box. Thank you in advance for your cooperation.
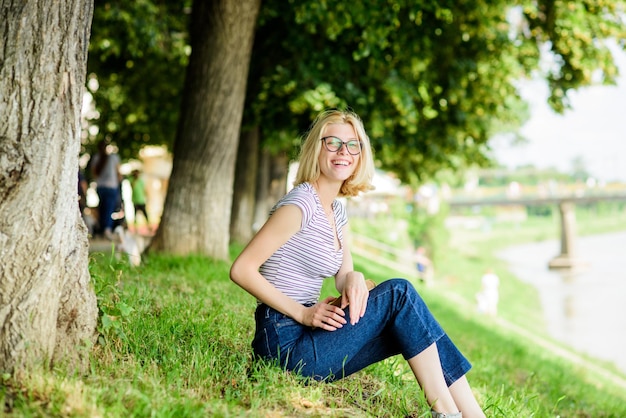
[252,278,471,385]
[96,186,119,231]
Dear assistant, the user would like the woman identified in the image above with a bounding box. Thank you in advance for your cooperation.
[91,140,121,240]
[230,110,485,418]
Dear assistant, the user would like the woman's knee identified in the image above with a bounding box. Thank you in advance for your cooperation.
[379,278,420,298]
[371,278,428,316]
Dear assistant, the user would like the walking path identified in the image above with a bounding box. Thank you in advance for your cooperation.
[89,227,154,260]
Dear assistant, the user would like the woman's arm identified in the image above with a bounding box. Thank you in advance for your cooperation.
[333,222,369,325]
[230,205,347,330]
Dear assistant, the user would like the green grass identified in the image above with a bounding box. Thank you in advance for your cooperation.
[2,209,626,417]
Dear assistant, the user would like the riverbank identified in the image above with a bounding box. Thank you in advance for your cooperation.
[4,210,626,416]
[497,230,626,375]
[431,209,626,380]
[434,208,626,332]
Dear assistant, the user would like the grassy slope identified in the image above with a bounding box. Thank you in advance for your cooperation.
[2,208,626,417]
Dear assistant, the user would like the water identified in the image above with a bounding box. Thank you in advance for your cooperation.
[496,231,626,374]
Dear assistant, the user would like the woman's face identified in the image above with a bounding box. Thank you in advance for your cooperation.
[317,123,360,183]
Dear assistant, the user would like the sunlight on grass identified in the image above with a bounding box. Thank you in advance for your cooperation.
[2,209,626,416]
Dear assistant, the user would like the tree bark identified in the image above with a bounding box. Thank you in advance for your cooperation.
[252,145,271,231]
[150,0,261,259]
[230,126,259,244]
[0,0,97,374]
[268,151,289,205]
[252,149,289,229]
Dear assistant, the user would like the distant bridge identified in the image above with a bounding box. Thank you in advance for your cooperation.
[446,192,626,207]
[446,191,626,269]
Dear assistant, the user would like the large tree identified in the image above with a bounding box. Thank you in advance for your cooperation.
[230,127,260,244]
[149,0,261,258]
[0,1,98,374]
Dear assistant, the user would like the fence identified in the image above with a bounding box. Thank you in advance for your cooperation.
[350,232,416,278]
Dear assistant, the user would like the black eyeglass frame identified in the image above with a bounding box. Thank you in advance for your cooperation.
[320,136,363,155]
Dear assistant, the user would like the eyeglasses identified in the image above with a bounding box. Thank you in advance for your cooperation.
[321,136,362,155]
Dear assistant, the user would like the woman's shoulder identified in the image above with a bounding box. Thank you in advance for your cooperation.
[278,183,316,206]
[272,182,317,221]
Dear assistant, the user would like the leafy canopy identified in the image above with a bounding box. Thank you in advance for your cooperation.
[87,0,191,159]
[247,0,625,183]
[87,0,626,183]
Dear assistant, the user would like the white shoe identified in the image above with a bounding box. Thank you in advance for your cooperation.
[431,411,462,418]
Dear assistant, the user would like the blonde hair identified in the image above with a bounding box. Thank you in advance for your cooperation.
[294,109,375,197]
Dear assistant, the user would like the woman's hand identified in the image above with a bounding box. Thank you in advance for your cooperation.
[301,296,347,330]
[339,272,370,325]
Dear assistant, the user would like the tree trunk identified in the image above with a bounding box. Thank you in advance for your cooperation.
[150,0,261,259]
[253,149,289,229]
[0,0,97,374]
[230,126,259,244]
[252,145,271,231]
[269,151,289,204]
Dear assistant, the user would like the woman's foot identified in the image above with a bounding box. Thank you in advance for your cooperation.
[431,410,462,418]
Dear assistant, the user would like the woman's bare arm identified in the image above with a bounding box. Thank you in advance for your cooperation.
[230,205,346,330]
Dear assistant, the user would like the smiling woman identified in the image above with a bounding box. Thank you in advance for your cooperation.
[230,109,486,417]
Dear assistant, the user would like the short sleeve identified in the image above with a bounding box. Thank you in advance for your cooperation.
[271,184,316,230]
[335,199,348,230]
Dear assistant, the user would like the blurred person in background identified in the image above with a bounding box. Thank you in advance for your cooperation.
[90,139,121,240]
[129,169,151,233]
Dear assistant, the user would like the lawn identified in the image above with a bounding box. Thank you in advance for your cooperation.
[2,206,626,417]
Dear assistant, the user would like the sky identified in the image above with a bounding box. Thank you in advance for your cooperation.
[490,45,626,183]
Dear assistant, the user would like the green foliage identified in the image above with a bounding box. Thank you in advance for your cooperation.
[90,251,136,345]
[248,0,529,182]
[406,203,450,256]
[87,0,626,181]
[86,0,191,158]
[520,0,626,111]
[246,0,626,184]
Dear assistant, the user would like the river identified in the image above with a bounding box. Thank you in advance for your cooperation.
[496,231,626,375]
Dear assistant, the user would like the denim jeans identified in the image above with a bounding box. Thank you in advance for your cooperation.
[96,186,119,232]
[252,278,471,385]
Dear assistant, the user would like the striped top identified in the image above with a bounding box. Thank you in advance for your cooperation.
[259,182,347,304]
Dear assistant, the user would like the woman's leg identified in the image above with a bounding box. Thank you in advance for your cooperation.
[407,343,459,414]
[333,279,481,415]
[254,279,481,414]
[97,186,118,234]
[273,279,455,380]
[96,187,107,235]
[449,376,486,418]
